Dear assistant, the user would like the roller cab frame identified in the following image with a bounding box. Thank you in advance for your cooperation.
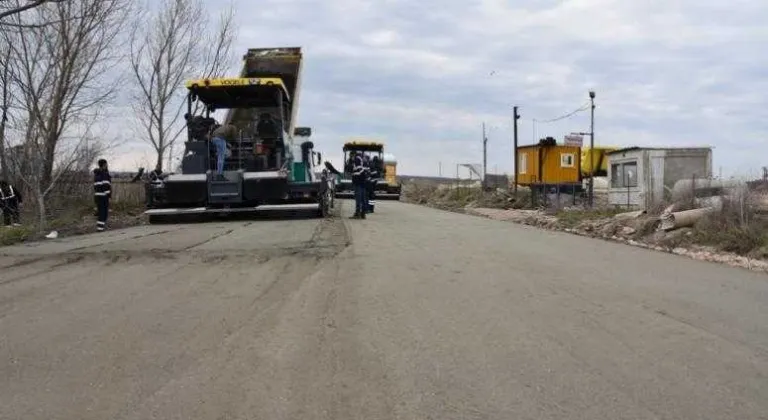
[144,76,334,223]
[335,141,401,200]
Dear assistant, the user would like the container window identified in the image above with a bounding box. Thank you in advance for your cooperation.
[560,153,575,168]
[519,153,527,174]
[611,164,623,187]
[623,161,638,187]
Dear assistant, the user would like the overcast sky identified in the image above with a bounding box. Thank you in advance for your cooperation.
[110,0,768,178]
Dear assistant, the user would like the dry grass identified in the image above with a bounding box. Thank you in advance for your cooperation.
[554,207,626,228]
[0,181,147,246]
[401,181,532,211]
[687,192,768,257]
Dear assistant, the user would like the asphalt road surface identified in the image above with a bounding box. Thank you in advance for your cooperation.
[1,201,767,420]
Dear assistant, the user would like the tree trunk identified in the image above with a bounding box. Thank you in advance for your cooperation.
[156,150,164,172]
[41,134,57,190]
[36,191,46,232]
[0,114,8,182]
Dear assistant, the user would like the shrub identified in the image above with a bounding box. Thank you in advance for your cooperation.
[691,192,768,256]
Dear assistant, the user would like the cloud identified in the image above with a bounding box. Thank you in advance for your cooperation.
[107,0,767,178]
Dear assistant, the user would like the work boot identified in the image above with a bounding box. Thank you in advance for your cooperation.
[349,213,360,219]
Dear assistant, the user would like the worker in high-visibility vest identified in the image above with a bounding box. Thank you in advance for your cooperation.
[93,159,112,232]
[367,155,382,213]
[350,152,369,219]
[0,180,22,227]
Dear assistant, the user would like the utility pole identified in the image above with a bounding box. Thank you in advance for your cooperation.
[439,161,442,177]
[588,91,596,207]
[482,122,488,190]
[513,106,520,196]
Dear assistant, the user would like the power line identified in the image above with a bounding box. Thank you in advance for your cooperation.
[533,102,591,124]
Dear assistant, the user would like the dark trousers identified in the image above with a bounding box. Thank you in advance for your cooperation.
[2,198,19,225]
[96,196,109,230]
[353,183,367,216]
[367,180,376,210]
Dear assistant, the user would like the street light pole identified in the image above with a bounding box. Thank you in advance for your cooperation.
[482,122,487,190]
[588,90,596,207]
[513,106,520,196]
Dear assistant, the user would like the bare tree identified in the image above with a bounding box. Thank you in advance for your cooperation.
[4,118,105,227]
[1,0,131,228]
[0,32,14,182]
[129,0,235,171]
[0,0,67,21]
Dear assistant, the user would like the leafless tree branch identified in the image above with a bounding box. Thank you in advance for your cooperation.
[130,0,236,171]
[0,31,15,182]
[0,0,66,21]
[1,0,132,229]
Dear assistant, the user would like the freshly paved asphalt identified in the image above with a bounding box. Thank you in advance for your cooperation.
[1,200,766,419]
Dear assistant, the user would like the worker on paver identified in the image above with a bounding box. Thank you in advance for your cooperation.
[0,179,22,227]
[351,151,368,219]
[93,159,112,232]
[210,123,237,178]
[256,113,280,169]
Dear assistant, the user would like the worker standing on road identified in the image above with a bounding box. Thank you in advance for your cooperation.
[93,159,112,232]
[367,155,380,213]
[362,154,372,213]
[0,180,22,227]
[351,152,368,219]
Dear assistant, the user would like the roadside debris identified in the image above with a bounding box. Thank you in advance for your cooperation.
[658,207,716,231]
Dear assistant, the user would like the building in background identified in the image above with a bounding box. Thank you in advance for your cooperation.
[515,137,582,194]
[606,147,713,209]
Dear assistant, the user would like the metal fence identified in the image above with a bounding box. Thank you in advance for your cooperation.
[529,183,582,210]
[484,174,510,190]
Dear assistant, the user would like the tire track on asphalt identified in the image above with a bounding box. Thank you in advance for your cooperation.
[0,254,87,286]
[0,227,182,261]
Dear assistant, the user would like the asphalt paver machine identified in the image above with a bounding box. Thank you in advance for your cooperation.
[334,140,401,200]
[144,47,334,223]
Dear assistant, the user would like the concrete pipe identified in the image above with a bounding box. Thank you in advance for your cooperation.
[671,178,744,202]
[658,207,716,231]
[694,195,724,211]
[749,193,768,213]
